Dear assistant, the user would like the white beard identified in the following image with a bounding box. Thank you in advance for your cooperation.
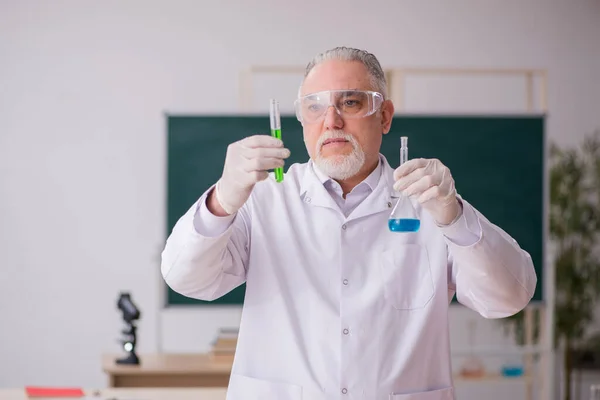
[313,130,365,180]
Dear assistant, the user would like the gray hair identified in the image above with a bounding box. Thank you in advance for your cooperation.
[299,47,388,99]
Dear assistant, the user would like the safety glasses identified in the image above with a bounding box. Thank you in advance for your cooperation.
[294,89,384,124]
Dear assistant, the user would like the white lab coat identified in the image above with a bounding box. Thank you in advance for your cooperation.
[161,155,537,400]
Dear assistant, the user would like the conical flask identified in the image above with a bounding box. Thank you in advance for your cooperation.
[388,136,421,232]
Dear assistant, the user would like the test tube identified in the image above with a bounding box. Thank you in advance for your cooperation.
[400,136,408,165]
[269,99,284,182]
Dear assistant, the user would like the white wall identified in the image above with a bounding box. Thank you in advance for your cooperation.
[1,0,599,399]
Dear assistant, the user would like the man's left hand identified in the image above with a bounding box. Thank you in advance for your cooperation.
[393,158,461,226]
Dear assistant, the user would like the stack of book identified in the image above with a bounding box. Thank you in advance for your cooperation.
[209,327,238,363]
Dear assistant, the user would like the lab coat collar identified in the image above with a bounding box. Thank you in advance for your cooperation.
[299,154,402,220]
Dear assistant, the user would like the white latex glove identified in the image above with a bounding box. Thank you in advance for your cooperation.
[215,135,290,215]
[393,158,461,226]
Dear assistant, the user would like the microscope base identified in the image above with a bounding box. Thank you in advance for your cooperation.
[116,352,140,365]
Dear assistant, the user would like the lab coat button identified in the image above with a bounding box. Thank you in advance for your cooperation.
[341,388,348,394]
[305,197,311,203]
[342,224,347,230]
[343,279,348,285]
[387,201,392,208]
[343,328,349,335]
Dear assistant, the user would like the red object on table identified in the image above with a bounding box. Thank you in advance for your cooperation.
[25,387,85,397]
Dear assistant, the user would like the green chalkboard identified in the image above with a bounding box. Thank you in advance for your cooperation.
[166,114,545,306]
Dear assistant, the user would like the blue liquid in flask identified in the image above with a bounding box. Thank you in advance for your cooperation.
[388,218,420,232]
[389,136,420,233]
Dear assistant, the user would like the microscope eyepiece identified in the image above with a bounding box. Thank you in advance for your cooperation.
[117,293,140,322]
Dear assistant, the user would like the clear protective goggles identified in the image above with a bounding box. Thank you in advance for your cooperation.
[294,89,384,124]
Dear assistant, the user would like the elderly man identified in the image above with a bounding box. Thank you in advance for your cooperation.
[161,47,536,400]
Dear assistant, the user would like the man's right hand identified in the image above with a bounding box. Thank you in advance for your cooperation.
[209,135,290,216]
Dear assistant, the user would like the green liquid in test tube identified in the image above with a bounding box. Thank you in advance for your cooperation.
[270,99,284,182]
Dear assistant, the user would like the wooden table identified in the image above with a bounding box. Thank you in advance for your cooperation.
[102,354,232,388]
[0,388,227,400]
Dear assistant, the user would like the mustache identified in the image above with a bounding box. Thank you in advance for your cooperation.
[317,130,357,150]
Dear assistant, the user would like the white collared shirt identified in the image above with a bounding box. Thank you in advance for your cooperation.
[312,157,382,218]
[161,155,537,400]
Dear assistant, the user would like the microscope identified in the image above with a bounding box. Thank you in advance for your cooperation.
[116,292,141,365]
